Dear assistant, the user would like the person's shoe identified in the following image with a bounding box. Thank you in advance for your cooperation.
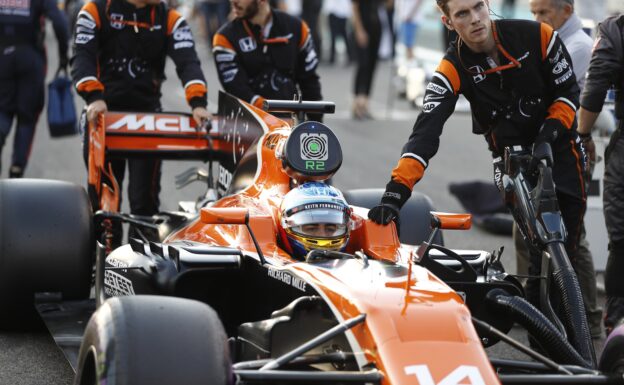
[9,165,23,178]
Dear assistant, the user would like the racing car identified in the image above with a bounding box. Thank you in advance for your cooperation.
[1,91,623,385]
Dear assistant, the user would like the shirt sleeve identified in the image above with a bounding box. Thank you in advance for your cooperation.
[42,0,69,57]
[166,9,208,109]
[70,1,105,104]
[391,58,460,190]
[539,23,580,137]
[580,17,624,113]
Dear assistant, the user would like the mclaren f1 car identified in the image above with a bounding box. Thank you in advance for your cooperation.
[1,91,623,385]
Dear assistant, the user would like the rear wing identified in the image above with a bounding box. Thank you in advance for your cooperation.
[88,91,277,212]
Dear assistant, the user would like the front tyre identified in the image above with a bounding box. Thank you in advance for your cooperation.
[74,295,231,385]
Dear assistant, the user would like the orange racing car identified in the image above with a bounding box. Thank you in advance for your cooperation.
[0,92,623,385]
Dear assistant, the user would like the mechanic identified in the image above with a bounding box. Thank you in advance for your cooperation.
[368,0,587,310]
[212,0,323,121]
[0,0,69,178]
[279,182,351,259]
[577,13,624,336]
[521,0,602,338]
[71,0,210,230]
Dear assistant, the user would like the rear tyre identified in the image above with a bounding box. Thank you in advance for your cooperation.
[599,324,624,374]
[343,188,443,246]
[0,179,93,326]
[74,295,231,385]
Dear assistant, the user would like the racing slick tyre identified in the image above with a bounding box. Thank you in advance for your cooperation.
[343,188,443,246]
[599,324,624,375]
[74,295,231,385]
[0,179,93,326]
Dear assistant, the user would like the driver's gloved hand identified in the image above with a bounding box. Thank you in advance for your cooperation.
[368,180,411,225]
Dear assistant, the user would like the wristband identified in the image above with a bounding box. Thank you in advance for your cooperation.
[578,132,592,140]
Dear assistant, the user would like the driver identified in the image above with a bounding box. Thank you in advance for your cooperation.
[278,182,351,259]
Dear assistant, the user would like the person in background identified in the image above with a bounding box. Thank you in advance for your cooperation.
[71,0,210,240]
[397,0,424,60]
[577,13,624,336]
[198,0,230,47]
[301,0,323,62]
[324,0,353,65]
[212,0,322,121]
[501,0,516,18]
[521,0,602,339]
[351,0,390,120]
[0,0,69,178]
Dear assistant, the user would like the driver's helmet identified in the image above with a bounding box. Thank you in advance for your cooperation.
[279,182,351,259]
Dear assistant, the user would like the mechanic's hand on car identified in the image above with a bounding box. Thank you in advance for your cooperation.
[86,99,108,125]
[368,180,412,225]
[192,107,212,128]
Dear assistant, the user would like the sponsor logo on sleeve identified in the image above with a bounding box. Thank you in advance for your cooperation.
[424,94,445,102]
[174,26,193,41]
[215,53,235,62]
[426,82,448,95]
[76,16,96,30]
[552,58,569,74]
[554,68,573,84]
[222,68,238,83]
[422,101,441,113]
[75,33,95,45]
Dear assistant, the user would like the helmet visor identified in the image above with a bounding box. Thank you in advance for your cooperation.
[283,208,348,238]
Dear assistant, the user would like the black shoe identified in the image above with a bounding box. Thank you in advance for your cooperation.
[9,166,23,178]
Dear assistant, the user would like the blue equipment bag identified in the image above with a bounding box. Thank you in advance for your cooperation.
[47,68,78,137]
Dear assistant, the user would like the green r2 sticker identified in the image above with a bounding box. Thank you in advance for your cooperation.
[300,133,328,161]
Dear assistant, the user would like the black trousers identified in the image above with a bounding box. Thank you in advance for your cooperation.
[353,22,381,96]
[604,121,624,332]
[0,45,45,171]
[328,14,352,64]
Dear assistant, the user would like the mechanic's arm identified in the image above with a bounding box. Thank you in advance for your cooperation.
[70,2,107,124]
[212,33,261,108]
[579,17,623,136]
[166,10,209,125]
[43,0,70,68]
[537,23,580,147]
[369,59,459,224]
[295,21,323,121]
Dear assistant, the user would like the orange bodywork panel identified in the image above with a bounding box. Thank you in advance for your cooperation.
[431,212,473,230]
[201,207,249,225]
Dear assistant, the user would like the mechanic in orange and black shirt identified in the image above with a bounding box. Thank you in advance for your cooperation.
[71,0,209,219]
[212,0,322,121]
[369,0,586,298]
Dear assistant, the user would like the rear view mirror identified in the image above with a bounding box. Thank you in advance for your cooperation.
[200,207,249,225]
[430,212,472,230]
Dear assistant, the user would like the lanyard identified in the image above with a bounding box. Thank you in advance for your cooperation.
[458,21,521,76]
